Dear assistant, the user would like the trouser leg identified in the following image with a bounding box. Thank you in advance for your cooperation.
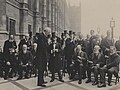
[70,65,76,79]
[4,66,9,79]
[99,68,106,84]
[24,66,29,78]
[38,69,44,85]
[78,65,83,81]
[93,66,99,82]
[18,66,23,78]
[108,68,115,84]
[82,63,86,79]
[58,70,62,80]
[66,57,72,76]
[86,65,91,80]
[51,71,55,80]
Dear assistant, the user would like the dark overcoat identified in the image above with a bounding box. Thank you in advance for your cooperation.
[48,41,62,72]
[36,33,49,71]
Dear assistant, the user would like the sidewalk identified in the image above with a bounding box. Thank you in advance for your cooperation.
[0,75,119,90]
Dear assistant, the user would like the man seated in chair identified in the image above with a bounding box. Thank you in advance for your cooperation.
[70,45,88,84]
[98,46,120,87]
[17,44,33,80]
[86,45,106,86]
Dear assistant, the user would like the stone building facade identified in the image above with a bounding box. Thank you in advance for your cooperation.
[0,0,69,47]
[67,3,81,33]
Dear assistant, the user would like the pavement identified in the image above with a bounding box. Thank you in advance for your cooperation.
[0,74,120,90]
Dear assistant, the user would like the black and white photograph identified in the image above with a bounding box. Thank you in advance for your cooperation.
[0,0,120,90]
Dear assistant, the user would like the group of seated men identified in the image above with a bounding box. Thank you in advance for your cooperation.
[0,28,120,88]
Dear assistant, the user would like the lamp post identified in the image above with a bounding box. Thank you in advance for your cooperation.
[110,17,115,40]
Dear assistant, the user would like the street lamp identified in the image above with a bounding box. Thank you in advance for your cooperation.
[110,17,115,39]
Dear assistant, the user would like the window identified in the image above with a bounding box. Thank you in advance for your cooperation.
[28,24,32,33]
[28,0,32,10]
[9,19,16,35]
[28,24,32,37]
[6,16,9,31]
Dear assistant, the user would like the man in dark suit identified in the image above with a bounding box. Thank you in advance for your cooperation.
[31,43,38,77]
[48,32,64,82]
[115,36,120,51]
[36,27,51,87]
[70,45,88,84]
[101,30,113,56]
[86,45,106,85]
[98,46,120,88]
[3,35,17,59]
[89,30,97,55]
[17,44,33,80]
[18,34,32,52]
[64,31,76,78]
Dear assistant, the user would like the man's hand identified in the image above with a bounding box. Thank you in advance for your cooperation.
[26,63,29,66]
[87,60,93,64]
[77,56,82,59]
[7,61,11,66]
[106,48,109,51]
[102,65,107,69]
[96,64,100,68]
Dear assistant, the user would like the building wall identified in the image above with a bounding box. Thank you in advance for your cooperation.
[0,0,7,48]
[0,0,69,48]
[68,5,81,32]
[6,1,20,34]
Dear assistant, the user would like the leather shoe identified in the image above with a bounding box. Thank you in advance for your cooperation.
[78,80,82,84]
[59,79,64,82]
[17,77,22,80]
[92,82,98,85]
[97,83,106,88]
[38,84,46,87]
[85,79,91,83]
[108,83,112,86]
[44,81,48,84]
[50,79,54,82]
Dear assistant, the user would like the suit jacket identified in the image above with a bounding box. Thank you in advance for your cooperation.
[18,39,32,51]
[89,35,97,54]
[48,41,62,72]
[3,40,17,54]
[101,37,113,51]
[73,51,88,63]
[107,53,120,70]
[64,38,76,60]
[18,51,33,65]
[115,40,120,51]
[36,33,49,70]
[89,53,105,67]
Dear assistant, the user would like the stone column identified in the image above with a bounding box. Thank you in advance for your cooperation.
[41,0,47,31]
[19,0,28,37]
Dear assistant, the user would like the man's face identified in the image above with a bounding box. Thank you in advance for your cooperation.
[110,47,116,55]
[76,45,82,52]
[90,30,94,36]
[93,46,100,53]
[9,35,14,40]
[44,27,51,36]
[70,34,74,39]
[33,43,37,49]
[23,45,27,52]
[25,36,29,40]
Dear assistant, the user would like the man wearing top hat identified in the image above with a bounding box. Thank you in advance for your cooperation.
[64,31,76,78]
[48,32,64,82]
[36,27,51,87]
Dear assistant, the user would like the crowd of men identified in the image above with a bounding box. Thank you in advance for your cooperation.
[0,27,120,88]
